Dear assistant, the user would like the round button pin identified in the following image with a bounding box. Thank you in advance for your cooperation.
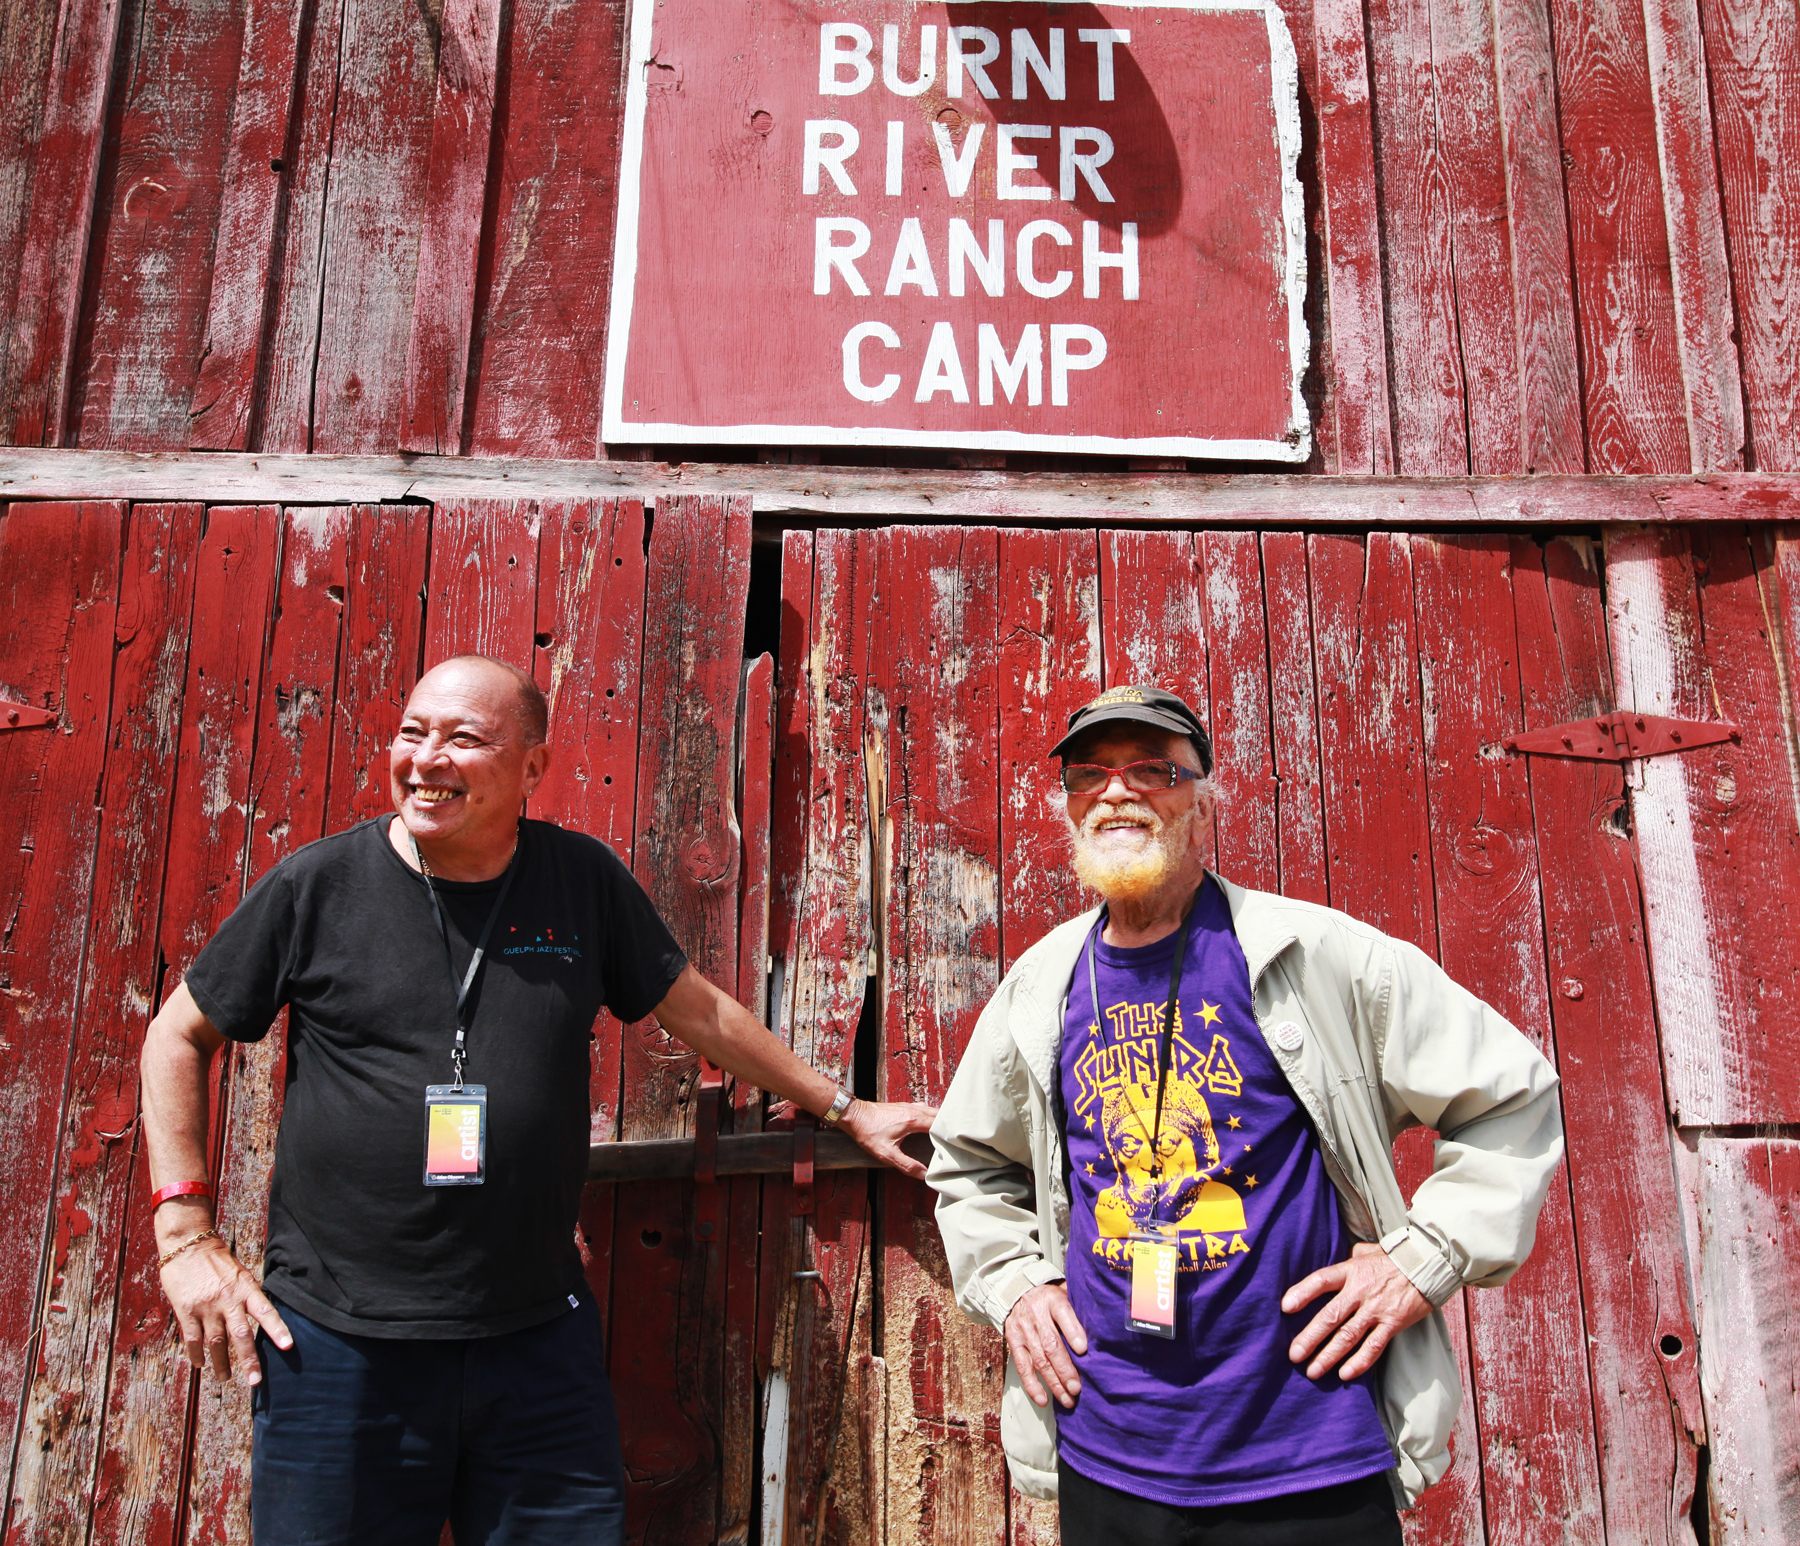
[1273,1021,1305,1054]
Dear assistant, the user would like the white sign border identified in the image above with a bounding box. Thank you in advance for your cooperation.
[601,0,1311,463]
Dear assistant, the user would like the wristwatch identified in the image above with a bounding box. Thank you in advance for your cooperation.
[820,1086,856,1126]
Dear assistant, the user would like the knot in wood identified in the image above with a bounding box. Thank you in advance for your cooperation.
[682,832,739,890]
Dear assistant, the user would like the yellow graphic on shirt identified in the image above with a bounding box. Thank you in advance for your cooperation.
[1073,1000,1253,1274]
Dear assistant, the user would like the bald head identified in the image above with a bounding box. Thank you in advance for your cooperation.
[419,655,548,746]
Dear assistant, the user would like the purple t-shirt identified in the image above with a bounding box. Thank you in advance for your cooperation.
[1056,878,1395,1505]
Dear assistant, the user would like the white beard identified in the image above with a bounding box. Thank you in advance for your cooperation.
[1070,801,1193,903]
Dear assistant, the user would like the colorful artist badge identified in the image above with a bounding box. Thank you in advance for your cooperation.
[423,1084,488,1186]
[1127,1228,1180,1338]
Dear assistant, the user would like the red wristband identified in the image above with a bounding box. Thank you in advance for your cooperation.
[150,1181,212,1210]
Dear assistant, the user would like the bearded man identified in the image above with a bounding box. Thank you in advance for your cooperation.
[927,686,1563,1544]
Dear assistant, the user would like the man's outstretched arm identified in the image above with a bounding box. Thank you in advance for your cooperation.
[651,965,935,1179]
[140,982,293,1385]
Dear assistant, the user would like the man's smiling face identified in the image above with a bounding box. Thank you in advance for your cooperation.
[1063,726,1210,903]
[388,660,547,854]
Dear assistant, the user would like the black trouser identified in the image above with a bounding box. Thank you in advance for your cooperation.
[1058,1460,1403,1546]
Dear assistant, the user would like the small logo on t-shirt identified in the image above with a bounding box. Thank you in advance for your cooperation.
[501,924,584,963]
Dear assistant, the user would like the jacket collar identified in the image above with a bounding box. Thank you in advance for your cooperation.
[1210,873,1301,989]
[1009,873,1300,1093]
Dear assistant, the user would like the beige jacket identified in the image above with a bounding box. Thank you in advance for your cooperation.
[927,875,1564,1506]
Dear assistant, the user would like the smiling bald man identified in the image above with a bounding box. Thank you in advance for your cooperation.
[140,655,933,1546]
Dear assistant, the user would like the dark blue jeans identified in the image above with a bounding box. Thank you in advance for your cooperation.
[252,1292,624,1546]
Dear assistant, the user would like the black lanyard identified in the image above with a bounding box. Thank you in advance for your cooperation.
[410,828,520,1090]
[1085,887,1199,1202]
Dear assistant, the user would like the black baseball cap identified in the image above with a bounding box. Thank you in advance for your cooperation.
[1049,685,1214,774]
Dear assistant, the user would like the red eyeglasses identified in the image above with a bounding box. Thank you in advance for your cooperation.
[1060,759,1204,796]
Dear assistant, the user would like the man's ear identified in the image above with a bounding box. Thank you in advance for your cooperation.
[522,742,551,797]
[1190,784,1217,842]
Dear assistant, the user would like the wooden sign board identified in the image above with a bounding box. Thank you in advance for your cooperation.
[604,0,1309,460]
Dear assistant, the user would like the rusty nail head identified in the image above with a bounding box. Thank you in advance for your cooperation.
[1670,731,1683,742]
[1561,735,1573,749]
[4,710,15,724]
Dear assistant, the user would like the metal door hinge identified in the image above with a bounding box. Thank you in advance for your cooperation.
[1505,711,1738,762]
[0,698,55,731]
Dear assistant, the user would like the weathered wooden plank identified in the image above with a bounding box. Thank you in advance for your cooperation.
[871,526,1009,1546]
[1547,0,1715,472]
[1696,0,1800,471]
[9,450,1800,526]
[1679,527,1800,1119]
[765,527,878,1544]
[1428,0,1528,474]
[618,493,750,1142]
[1605,526,1800,1123]
[533,498,646,864]
[1512,534,1703,1543]
[1641,0,1746,471]
[399,0,503,456]
[1099,530,1208,688]
[0,1,63,340]
[72,0,246,450]
[1365,0,1470,474]
[155,507,282,985]
[250,0,344,453]
[1259,532,1330,904]
[1778,531,1800,784]
[717,652,772,1546]
[1412,534,1605,1543]
[530,496,645,1444]
[530,491,642,1208]
[328,504,430,825]
[260,0,438,452]
[610,493,749,1542]
[188,0,308,451]
[996,527,1101,966]
[92,502,278,1546]
[993,525,1099,1544]
[1306,532,1483,1546]
[1308,0,1397,472]
[184,507,350,1546]
[1200,530,1279,889]
[423,497,541,665]
[1491,0,1585,472]
[0,502,120,1526]
[1694,1136,1800,1543]
[463,0,628,458]
[0,0,123,445]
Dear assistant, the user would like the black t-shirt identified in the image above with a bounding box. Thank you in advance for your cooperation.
[185,816,687,1338]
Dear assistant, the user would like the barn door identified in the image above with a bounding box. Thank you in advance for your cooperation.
[760,525,1800,1546]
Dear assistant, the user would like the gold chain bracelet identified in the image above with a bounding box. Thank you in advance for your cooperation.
[157,1226,221,1269]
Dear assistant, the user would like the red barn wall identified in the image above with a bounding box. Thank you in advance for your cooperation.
[1,0,1797,1541]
